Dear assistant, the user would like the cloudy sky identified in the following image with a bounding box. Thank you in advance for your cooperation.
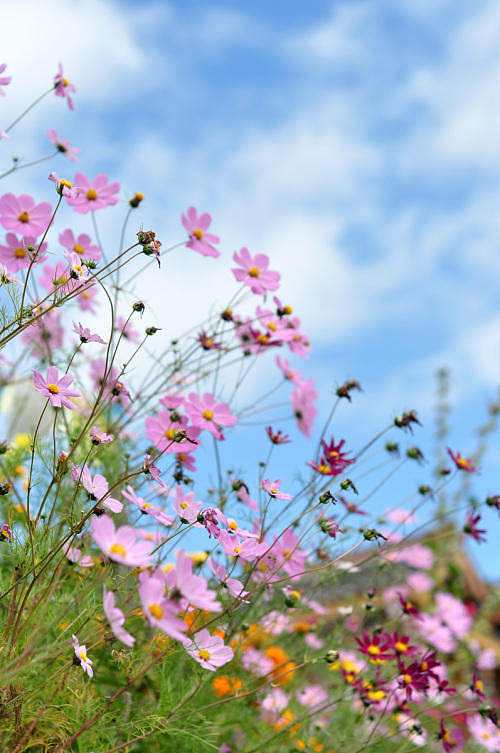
[1,0,499,576]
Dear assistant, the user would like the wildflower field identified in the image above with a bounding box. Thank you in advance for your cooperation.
[0,60,499,753]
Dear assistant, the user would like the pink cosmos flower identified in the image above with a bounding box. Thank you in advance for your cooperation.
[22,309,64,358]
[185,392,237,440]
[0,263,16,284]
[0,63,11,95]
[435,592,472,638]
[210,559,249,601]
[67,173,120,213]
[79,467,123,513]
[146,410,201,454]
[232,247,280,294]
[417,614,456,653]
[467,713,500,751]
[270,529,307,579]
[297,685,328,710]
[407,572,433,593]
[138,570,188,642]
[236,486,258,511]
[242,647,274,676]
[184,628,233,671]
[175,451,197,472]
[47,129,79,161]
[54,63,76,109]
[219,531,267,562]
[33,366,80,410]
[166,550,221,612]
[63,542,93,568]
[114,315,140,343]
[38,260,73,294]
[261,479,292,500]
[261,611,291,635]
[0,233,47,273]
[385,507,416,524]
[72,635,93,677]
[122,485,173,527]
[181,207,220,258]
[276,355,303,383]
[91,514,153,567]
[59,228,100,261]
[103,589,135,647]
[77,284,98,312]
[0,194,52,238]
[291,379,317,437]
[73,322,105,344]
[260,688,289,721]
[388,543,433,570]
[172,485,202,524]
[305,634,324,649]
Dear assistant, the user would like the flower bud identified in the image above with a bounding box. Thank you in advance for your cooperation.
[324,649,339,663]
[129,192,144,208]
[133,301,145,313]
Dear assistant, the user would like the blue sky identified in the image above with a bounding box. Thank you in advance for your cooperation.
[1,0,499,577]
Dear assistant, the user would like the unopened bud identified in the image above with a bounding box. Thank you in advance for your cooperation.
[129,192,144,208]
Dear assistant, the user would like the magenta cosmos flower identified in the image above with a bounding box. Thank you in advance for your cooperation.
[91,514,153,567]
[67,173,120,214]
[261,479,292,500]
[0,233,47,273]
[33,366,80,409]
[0,194,52,238]
[184,628,234,671]
[60,228,100,261]
[54,63,76,110]
[185,392,237,440]
[0,63,11,95]
[47,129,79,161]
[181,206,220,258]
[103,589,135,647]
[447,447,477,473]
[232,247,280,295]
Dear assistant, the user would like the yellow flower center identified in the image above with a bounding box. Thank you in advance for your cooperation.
[367,645,381,656]
[62,78,70,87]
[402,673,412,685]
[149,603,164,619]
[86,188,98,201]
[283,305,293,314]
[282,548,292,559]
[228,519,238,530]
[202,409,214,421]
[180,501,189,509]
[79,649,88,662]
[267,321,277,332]
[14,247,27,258]
[142,503,152,510]
[18,211,30,223]
[394,641,408,653]
[165,428,177,440]
[109,543,127,557]
[367,689,385,701]
[192,228,204,240]
[248,266,260,278]
[318,464,331,475]
[270,487,279,495]
[233,545,241,554]
[198,649,211,661]
[47,383,60,394]
[73,243,85,255]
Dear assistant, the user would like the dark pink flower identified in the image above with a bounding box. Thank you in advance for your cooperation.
[54,63,76,109]
[232,247,280,294]
[33,366,80,409]
[463,512,487,543]
[181,206,220,258]
[0,193,52,237]
[308,437,354,477]
[447,448,477,473]
[47,129,79,161]
[67,173,120,214]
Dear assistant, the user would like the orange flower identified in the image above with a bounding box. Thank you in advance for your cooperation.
[212,675,242,697]
[265,645,289,666]
[272,660,297,686]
